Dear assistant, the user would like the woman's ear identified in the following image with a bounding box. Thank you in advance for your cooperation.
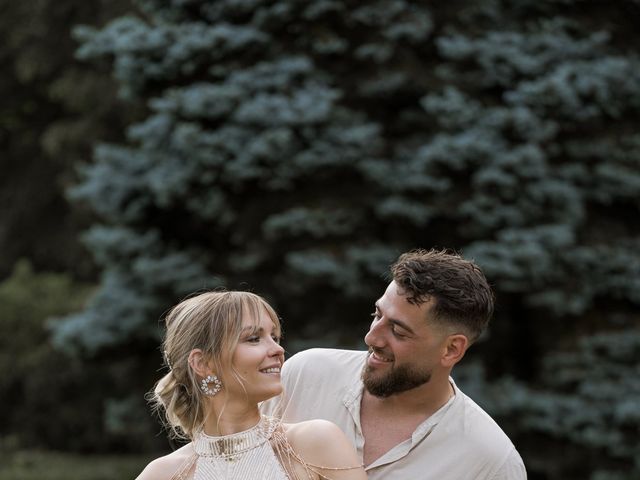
[441,334,469,368]
[188,348,211,377]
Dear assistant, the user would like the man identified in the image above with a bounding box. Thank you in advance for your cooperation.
[264,249,526,479]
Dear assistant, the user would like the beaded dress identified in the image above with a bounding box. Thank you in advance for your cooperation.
[170,416,310,480]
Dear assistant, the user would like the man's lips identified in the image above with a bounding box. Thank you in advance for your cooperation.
[368,350,394,366]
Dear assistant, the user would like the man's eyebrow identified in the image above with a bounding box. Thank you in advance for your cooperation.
[375,302,416,335]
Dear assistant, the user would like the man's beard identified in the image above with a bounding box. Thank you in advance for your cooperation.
[361,355,431,398]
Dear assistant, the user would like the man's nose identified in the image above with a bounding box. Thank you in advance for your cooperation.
[364,318,386,348]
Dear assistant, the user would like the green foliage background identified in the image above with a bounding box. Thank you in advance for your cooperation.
[0,0,137,279]
[0,261,94,449]
[1,1,639,479]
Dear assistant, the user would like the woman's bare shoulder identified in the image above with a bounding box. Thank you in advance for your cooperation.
[136,443,195,480]
[283,419,346,445]
[283,420,366,480]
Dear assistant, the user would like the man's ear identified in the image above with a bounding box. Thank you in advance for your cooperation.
[441,334,469,368]
[188,349,211,377]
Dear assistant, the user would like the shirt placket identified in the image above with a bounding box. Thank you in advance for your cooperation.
[341,383,366,459]
[345,383,457,472]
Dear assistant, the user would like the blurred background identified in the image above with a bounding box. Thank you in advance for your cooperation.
[1,1,639,479]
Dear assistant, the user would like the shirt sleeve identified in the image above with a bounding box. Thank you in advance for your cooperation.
[491,448,527,480]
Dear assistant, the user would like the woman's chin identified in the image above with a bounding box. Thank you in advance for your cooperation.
[260,384,283,403]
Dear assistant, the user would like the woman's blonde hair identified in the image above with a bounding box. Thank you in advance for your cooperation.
[150,290,281,440]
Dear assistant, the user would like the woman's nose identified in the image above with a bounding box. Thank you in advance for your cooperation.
[269,339,285,356]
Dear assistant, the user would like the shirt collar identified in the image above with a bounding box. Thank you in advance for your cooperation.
[341,376,460,470]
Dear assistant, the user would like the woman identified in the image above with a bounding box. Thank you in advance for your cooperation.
[137,291,366,480]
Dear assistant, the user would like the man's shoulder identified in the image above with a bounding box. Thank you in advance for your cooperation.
[450,386,522,460]
[283,348,366,376]
[269,348,366,420]
[435,386,526,477]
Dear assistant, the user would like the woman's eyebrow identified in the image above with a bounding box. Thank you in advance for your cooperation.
[241,326,262,333]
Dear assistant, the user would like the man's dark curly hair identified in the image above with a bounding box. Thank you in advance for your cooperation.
[390,249,494,342]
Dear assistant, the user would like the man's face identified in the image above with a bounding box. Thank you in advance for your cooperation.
[362,281,448,397]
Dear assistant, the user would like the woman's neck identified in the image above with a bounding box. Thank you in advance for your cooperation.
[202,402,261,436]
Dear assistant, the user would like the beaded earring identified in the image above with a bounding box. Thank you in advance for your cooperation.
[200,374,223,396]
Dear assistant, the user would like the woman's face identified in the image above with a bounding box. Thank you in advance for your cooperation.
[226,306,285,403]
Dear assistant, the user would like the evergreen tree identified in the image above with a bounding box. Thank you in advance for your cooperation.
[56,1,640,475]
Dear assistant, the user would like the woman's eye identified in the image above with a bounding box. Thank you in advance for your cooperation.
[246,336,260,343]
[271,335,281,344]
[370,311,379,320]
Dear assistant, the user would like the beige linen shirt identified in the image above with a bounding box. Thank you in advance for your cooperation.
[262,348,526,480]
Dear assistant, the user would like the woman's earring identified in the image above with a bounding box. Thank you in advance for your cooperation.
[200,374,222,396]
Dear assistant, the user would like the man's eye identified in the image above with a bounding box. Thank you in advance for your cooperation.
[391,325,406,338]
